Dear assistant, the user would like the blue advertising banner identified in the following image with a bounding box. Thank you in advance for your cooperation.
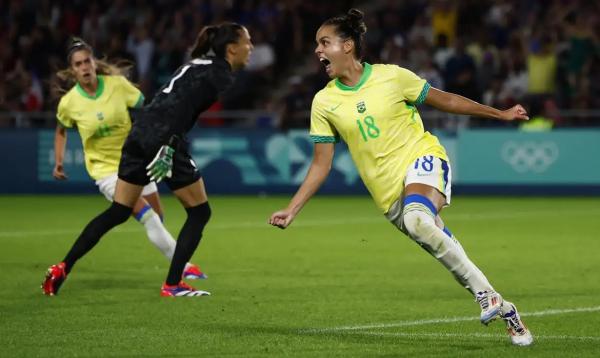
[38,130,89,182]
[29,128,367,194]
[1,128,598,194]
[457,130,600,184]
[187,129,366,194]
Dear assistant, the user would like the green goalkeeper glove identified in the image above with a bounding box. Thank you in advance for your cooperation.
[146,136,179,182]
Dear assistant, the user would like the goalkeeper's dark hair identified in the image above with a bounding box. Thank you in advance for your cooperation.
[53,37,134,97]
[190,22,244,59]
[322,8,367,60]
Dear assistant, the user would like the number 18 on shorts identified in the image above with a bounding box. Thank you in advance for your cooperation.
[405,155,452,203]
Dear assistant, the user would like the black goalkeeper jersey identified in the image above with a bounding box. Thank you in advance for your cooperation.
[135,56,234,138]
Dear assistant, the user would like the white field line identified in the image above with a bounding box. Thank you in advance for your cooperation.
[343,331,600,342]
[304,306,600,333]
[0,209,596,238]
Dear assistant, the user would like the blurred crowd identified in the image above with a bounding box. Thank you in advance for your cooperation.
[1,0,598,130]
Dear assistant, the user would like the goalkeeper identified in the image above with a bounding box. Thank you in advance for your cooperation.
[43,23,254,297]
[44,39,207,294]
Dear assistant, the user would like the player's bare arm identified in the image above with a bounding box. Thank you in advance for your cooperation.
[425,87,529,122]
[269,143,334,229]
[53,124,68,180]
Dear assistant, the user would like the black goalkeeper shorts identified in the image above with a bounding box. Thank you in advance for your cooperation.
[118,116,201,191]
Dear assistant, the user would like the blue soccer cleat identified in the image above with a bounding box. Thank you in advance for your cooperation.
[183,264,207,280]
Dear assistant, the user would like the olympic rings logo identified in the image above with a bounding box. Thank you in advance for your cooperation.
[501,141,559,173]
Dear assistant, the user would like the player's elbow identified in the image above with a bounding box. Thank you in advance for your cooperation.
[314,161,332,177]
[442,93,462,114]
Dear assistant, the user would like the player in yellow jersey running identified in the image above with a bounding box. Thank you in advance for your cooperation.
[269,9,533,346]
[43,38,205,295]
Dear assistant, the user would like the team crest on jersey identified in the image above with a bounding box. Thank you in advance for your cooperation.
[356,101,366,113]
[96,112,104,121]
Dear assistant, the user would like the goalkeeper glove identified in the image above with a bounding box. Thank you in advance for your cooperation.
[146,136,179,182]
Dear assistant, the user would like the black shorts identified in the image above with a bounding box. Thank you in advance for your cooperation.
[118,115,201,191]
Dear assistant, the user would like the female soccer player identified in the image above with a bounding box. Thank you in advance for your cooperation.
[40,30,252,296]
[268,9,533,346]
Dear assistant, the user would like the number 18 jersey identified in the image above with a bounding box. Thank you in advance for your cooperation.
[309,63,448,213]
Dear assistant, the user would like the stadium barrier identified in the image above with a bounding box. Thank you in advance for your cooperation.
[452,129,600,194]
[1,127,598,195]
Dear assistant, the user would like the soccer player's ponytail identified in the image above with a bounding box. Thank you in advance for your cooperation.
[322,8,367,60]
[190,22,244,59]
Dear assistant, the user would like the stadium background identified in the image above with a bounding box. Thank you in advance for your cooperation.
[1,0,598,195]
[2,1,600,356]
[0,0,600,193]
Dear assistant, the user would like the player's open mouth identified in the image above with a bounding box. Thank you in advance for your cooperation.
[319,57,332,73]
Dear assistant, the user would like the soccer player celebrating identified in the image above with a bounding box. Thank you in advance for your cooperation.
[43,25,252,297]
[268,9,533,346]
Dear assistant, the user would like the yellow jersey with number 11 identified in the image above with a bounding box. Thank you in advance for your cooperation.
[309,63,448,213]
[57,75,144,180]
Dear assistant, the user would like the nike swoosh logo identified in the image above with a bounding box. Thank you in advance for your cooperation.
[329,103,342,111]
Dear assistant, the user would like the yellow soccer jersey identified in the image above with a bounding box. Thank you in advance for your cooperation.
[310,63,448,213]
[57,75,144,180]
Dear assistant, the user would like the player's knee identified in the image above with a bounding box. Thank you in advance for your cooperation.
[106,201,134,225]
[186,202,211,227]
[401,195,440,250]
[133,204,153,222]
[402,209,435,239]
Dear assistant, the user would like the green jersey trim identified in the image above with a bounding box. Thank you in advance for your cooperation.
[134,94,145,108]
[335,63,372,91]
[76,75,105,100]
[310,135,339,143]
[415,82,431,105]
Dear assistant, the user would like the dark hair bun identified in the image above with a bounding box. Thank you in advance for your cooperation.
[347,8,367,35]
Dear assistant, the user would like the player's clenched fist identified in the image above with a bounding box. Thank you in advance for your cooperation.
[269,210,295,229]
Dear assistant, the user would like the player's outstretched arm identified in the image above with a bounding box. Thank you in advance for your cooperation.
[53,125,68,180]
[269,143,334,229]
[424,87,529,122]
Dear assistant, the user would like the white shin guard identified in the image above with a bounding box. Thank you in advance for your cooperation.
[402,202,493,295]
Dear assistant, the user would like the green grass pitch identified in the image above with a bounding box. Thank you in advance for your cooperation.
[1,195,599,357]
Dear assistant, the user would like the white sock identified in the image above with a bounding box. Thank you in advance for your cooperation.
[137,207,176,260]
[403,205,494,295]
[136,207,194,271]
[444,232,494,295]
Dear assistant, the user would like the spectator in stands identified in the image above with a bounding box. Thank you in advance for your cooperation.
[444,38,479,101]
[81,2,108,48]
[433,33,453,70]
[0,0,598,128]
[280,75,312,130]
[127,24,155,89]
[500,57,528,107]
[525,34,558,98]
[431,0,458,46]
[245,27,276,89]
[417,57,444,91]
